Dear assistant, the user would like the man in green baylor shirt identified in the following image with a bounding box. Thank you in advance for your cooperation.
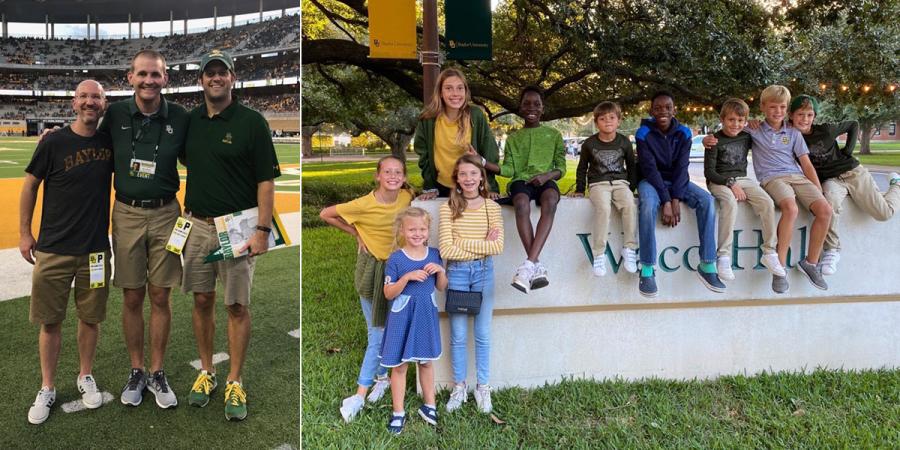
[181,49,281,421]
[100,49,189,409]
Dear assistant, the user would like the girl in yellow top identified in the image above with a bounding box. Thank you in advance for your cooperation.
[319,155,413,423]
[438,154,504,414]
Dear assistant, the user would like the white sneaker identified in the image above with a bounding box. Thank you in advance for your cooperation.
[621,247,638,273]
[473,384,493,414]
[592,255,607,277]
[511,260,533,294]
[77,374,103,409]
[530,262,549,290]
[716,256,735,281]
[890,172,900,186]
[28,387,55,425]
[366,376,390,403]
[445,383,468,412]
[819,249,840,276]
[339,394,364,423]
[760,252,786,277]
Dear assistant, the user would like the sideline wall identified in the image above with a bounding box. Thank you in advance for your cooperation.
[417,194,900,388]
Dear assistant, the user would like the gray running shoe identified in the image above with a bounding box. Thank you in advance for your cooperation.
[772,275,789,294]
[121,368,146,406]
[797,259,828,290]
[147,370,178,408]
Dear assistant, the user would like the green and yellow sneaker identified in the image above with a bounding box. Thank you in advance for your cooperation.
[188,370,217,407]
[224,381,248,421]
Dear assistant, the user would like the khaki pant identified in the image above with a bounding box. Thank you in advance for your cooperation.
[761,174,826,210]
[588,180,637,258]
[709,178,777,257]
[823,165,900,250]
[30,250,111,324]
[182,219,256,306]
[112,199,183,289]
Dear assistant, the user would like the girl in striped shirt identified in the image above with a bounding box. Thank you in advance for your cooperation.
[438,154,504,414]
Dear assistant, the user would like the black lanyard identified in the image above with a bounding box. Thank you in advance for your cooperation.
[130,115,163,163]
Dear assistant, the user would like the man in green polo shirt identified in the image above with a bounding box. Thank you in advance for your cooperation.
[181,49,280,421]
[100,49,189,409]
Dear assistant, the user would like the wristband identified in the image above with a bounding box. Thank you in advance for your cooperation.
[481,157,487,166]
[726,177,736,188]
[256,225,272,234]
[423,188,439,194]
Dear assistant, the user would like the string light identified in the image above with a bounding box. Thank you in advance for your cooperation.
[862,85,871,93]
[841,85,849,91]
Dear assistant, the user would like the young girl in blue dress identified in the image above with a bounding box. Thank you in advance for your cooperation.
[381,207,447,434]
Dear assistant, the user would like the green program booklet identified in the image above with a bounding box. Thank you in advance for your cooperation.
[203,207,291,263]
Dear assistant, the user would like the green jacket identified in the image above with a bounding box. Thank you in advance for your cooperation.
[414,106,500,192]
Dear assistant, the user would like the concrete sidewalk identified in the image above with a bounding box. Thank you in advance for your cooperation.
[0,211,301,302]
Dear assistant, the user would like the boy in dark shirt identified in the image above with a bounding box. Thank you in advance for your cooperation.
[789,95,900,275]
[704,99,785,283]
[636,91,725,297]
[571,101,638,277]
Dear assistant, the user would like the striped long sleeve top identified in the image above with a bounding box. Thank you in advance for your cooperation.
[438,200,504,261]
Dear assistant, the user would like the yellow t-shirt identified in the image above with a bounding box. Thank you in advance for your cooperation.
[334,189,413,260]
[434,114,472,189]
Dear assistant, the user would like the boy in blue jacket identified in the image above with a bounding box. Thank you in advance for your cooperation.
[636,91,725,297]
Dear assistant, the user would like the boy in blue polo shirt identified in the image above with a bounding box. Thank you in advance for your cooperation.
[636,91,725,297]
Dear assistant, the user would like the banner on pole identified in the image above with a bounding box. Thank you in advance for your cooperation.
[446,0,492,60]
[368,0,417,59]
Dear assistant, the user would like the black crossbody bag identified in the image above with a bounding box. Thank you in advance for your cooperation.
[445,204,490,315]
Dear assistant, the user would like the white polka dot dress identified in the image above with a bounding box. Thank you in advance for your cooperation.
[380,247,443,367]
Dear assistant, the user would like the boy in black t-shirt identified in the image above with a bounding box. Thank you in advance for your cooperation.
[571,101,638,277]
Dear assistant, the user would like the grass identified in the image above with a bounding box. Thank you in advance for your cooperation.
[0,247,300,449]
[0,137,300,193]
[301,225,900,448]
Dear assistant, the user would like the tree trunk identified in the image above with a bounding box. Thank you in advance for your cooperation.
[302,125,319,158]
[858,120,873,155]
[388,133,413,160]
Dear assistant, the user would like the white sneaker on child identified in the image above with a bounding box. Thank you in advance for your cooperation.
[890,172,900,186]
[511,260,534,294]
[621,247,638,273]
[716,256,735,281]
[819,250,840,276]
[530,262,549,290]
[592,255,607,277]
[473,384,493,414]
[445,383,468,412]
[366,376,390,403]
[340,394,365,422]
[760,252,786,277]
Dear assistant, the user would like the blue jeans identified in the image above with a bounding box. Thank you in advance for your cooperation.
[638,180,717,267]
[447,258,495,386]
[357,297,387,387]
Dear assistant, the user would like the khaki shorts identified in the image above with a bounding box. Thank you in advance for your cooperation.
[181,218,255,306]
[762,174,826,210]
[112,199,183,289]
[30,250,111,325]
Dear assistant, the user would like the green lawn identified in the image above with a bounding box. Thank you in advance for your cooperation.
[0,247,300,449]
[301,225,900,448]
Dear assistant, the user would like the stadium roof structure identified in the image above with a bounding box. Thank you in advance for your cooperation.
[0,0,298,24]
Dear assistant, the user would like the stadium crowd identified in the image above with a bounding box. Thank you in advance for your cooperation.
[0,14,298,66]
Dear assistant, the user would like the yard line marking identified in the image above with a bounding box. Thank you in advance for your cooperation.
[61,392,115,413]
[287,328,300,338]
[189,352,230,370]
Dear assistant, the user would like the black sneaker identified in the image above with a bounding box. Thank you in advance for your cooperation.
[120,368,146,406]
[697,270,726,293]
[147,370,178,408]
[639,274,658,298]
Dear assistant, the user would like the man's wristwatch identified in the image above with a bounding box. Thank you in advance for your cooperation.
[256,225,272,234]
[725,177,736,188]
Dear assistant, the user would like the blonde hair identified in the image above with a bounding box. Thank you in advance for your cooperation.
[392,207,432,250]
[760,85,791,106]
[720,98,749,119]
[420,68,472,145]
[447,154,489,221]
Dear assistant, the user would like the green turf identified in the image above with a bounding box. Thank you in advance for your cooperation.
[0,138,300,190]
[0,246,300,449]
[301,226,900,448]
